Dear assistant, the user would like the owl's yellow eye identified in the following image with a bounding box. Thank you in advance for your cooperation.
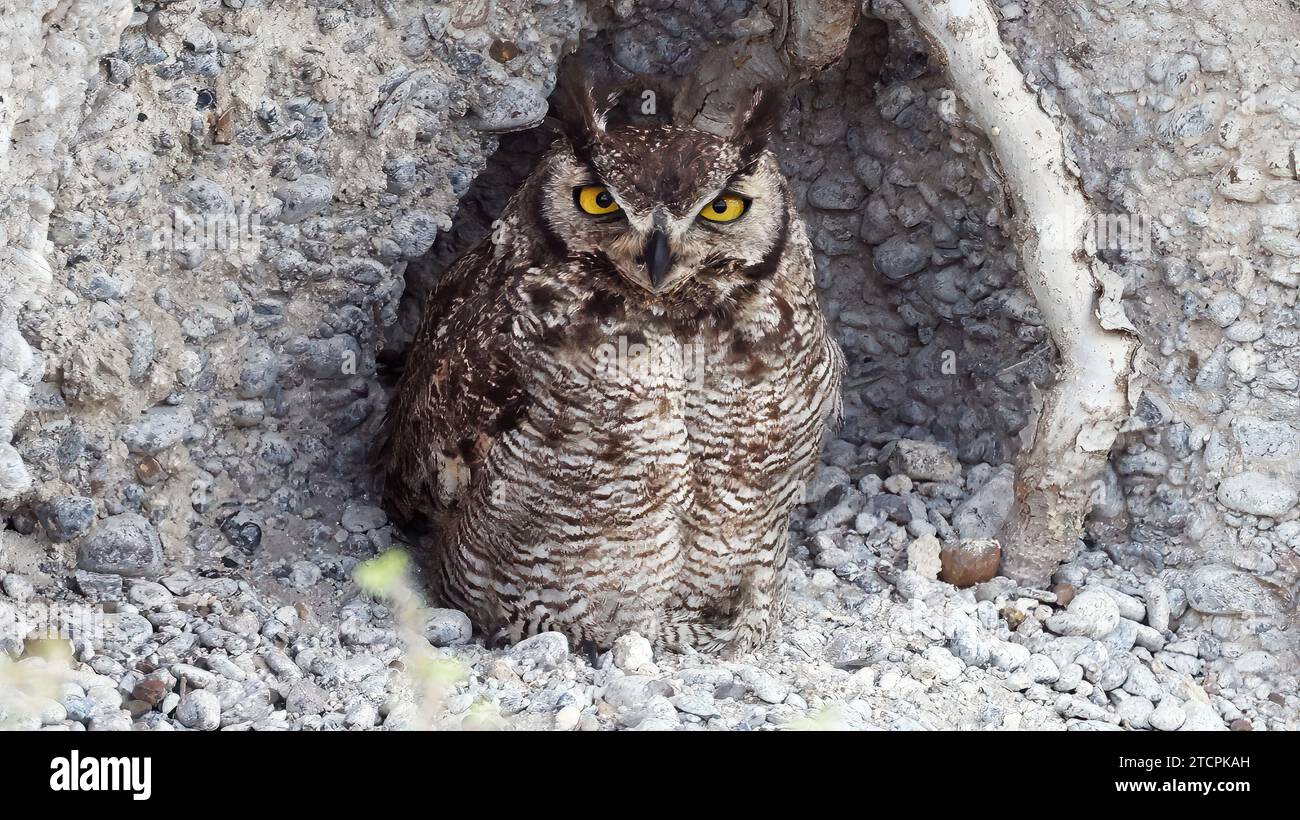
[575,185,621,216]
[699,194,748,223]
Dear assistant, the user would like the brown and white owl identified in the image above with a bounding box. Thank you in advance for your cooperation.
[374,79,843,655]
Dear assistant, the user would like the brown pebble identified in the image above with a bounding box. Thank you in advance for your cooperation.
[132,677,169,707]
[489,40,520,62]
[127,699,153,719]
[1229,718,1253,731]
[135,455,166,485]
[938,538,1002,587]
[1000,606,1027,630]
[1052,583,1077,607]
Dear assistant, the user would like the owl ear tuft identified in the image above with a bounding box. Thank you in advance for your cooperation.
[732,85,784,165]
[552,68,615,162]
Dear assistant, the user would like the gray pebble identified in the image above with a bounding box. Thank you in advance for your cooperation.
[424,608,473,647]
[35,496,97,542]
[508,631,569,671]
[122,405,193,455]
[1148,698,1186,731]
[1045,590,1120,639]
[77,513,165,578]
[176,690,221,730]
[1,574,34,602]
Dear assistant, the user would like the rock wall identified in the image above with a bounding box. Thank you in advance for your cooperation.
[1001,0,1299,670]
[3,0,582,582]
[1,0,1296,696]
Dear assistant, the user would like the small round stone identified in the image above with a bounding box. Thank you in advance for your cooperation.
[176,690,221,730]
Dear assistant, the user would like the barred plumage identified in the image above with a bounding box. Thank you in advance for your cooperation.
[375,83,842,654]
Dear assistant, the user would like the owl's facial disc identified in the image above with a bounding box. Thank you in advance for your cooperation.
[539,124,786,296]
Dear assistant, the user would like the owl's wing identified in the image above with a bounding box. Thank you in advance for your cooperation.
[373,241,528,529]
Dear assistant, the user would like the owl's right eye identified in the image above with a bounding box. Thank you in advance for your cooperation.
[574,185,622,216]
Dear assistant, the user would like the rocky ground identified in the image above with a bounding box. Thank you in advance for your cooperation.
[2,437,1294,732]
[2,0,1297,734]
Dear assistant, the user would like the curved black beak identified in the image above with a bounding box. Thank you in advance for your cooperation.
[642,229,672,289]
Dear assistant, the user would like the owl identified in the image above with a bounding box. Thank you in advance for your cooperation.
[375,79,843,655]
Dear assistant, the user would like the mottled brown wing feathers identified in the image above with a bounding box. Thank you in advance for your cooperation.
[372,241,527,528]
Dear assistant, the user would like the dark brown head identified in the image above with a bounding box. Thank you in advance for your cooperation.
[527,78,791,301]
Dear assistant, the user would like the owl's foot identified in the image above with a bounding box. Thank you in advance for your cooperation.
[653,605,776,657]
[659,572,783,656]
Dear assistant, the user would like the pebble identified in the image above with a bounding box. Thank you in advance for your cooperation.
[1025,654,1060,684]
[554,705,581,730]
[340,502,387,533]
[35,496,97,542]
[1122,663,1163,702]
[122,406,194,455]
[938,539,1001,587]
[611,632,655,672]
[176,690,221,730]
[889,440,961,482]
[77,513,165,578]
[288,561,322,588]
[738,666,790,704]
[671,692,721,718]
[1,573,35,601]
[1045,589,1121,639]
[1092,585,1146,621]
[1179,699,1228,731]
[508,632,569,671]
[424,608,473,647]
[906,534,943,580]
[1216,472,1298,517]
[127,580,173,609]
[87,710,133,732]
[1144,579,1170,631]
[1115,696,1155,728]
[952,467,1014,540]
[1148,698,1187,731]
[1183,564,1283,616]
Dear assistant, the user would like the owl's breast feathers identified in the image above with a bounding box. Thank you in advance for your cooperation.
[373,242,529,529]
[375,215,841,539]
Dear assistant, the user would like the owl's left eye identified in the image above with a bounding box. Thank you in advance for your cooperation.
[574,185,622,216]
[699,194,749,223]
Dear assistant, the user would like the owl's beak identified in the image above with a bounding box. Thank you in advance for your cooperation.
[642,229,673,289]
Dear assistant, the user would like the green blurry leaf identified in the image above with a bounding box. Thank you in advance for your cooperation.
[460,699,507,731]
[24,637,73,665]
[409,655,470,690]
[784,705,851,731]
[353,549,410,596]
